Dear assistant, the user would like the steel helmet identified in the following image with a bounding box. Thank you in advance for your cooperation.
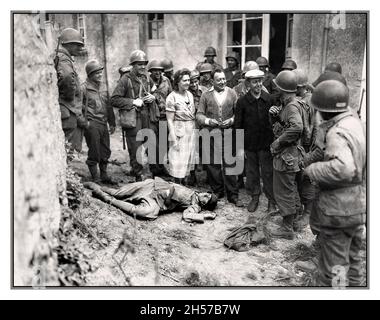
[199,63,213,74]
[119,66,132,77]
[190,69,201,80]
[147,59,164,71]
[273,70,298,93]
[59,28,84,46]
[242,61,259,75]
[161,58,174,72]
[281,59,297,70]
[256,56,269,67]
[293,69,309,87]
[225,51,240,63]
[325,62,342,74]
[85,60,103,76]
[313,71,347,88]
[204,46,217,57]
[129,50,148,65]
[311,80,349,113]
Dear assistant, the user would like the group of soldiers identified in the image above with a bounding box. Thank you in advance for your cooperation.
[54,28,366,287]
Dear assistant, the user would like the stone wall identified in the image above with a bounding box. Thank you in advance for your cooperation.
[14,14,66,286]
[292,13,367,112]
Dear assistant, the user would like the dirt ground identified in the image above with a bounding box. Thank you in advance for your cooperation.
[69,128,321,287]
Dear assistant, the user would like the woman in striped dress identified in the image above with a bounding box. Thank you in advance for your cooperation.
[165,68,197,184]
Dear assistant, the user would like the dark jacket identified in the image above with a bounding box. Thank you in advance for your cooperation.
[110,69,159,128]
[54,47,82,116]
[224,68,242,88]
[82,80,115,126]
[151,75,172,119]
[234,90,273,152]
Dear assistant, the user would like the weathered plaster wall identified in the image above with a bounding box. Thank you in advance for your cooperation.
[14,14,67,286]
[292,13,367,112]
[145,14,226,72]
[103,14,140,92]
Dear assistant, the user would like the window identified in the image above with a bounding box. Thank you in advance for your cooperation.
[77,14,86,41]
[226,14,269,65]
[147,13,164,40]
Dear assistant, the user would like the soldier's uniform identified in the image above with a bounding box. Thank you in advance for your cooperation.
[270,96,304,227]
[111,68,158,179]
[85,177,217,223]
[305,109,366,286]
[54,47,84,152]
[82,79,115,175]
[304,79,366,287]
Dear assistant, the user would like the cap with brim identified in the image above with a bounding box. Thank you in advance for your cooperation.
[245,70,264,79]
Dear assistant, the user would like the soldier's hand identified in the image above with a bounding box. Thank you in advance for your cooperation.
[133,98,144,108]
[269,105,281,115]
[109,126,116,135]
[142,93,155,104]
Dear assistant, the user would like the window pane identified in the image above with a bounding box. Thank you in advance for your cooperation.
[148,22,153,39]
[157,21,164,39]
[246,47,262,62]
[227,21,242,46]
[246,19,262,45]
[246,13,262,18]
[227,13,242,20]
[157,13,164,20]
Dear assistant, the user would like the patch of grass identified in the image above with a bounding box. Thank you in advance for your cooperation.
[166,228,190,242]
[282,242,317,263]
[183,270,221,286]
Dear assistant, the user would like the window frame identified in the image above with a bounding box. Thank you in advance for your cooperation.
[77,13,86,42]
[147,13,165,41]
[224,13,270,67]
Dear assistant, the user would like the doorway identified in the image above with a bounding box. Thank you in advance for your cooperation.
[269,14,287,75]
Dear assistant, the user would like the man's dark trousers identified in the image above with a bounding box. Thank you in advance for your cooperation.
[246,150,275,202]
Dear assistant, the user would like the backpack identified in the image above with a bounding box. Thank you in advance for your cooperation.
[293,96,314,148]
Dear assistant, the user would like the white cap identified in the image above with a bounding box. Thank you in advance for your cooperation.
[245,69,265,79]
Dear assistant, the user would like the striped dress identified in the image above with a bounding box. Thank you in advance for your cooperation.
[165,90,197,178]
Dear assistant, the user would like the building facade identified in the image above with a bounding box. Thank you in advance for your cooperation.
[32,12,367,116]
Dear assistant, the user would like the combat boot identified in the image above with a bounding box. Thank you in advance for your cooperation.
[99,163,117,185]
[247,195,259,212]
[88,165,100,182]
[267,200,277,214]
[294,202,312,231]
[271,214,295,240]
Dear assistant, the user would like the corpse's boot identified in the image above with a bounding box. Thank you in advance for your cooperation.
[271,214,295,240]
[88,165,100,183]
[99,163,117,185]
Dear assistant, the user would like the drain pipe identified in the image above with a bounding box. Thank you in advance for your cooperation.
[101,14,110,98]
[321,13,330,73]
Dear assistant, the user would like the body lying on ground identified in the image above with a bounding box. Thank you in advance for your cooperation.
[84,177,218,223]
